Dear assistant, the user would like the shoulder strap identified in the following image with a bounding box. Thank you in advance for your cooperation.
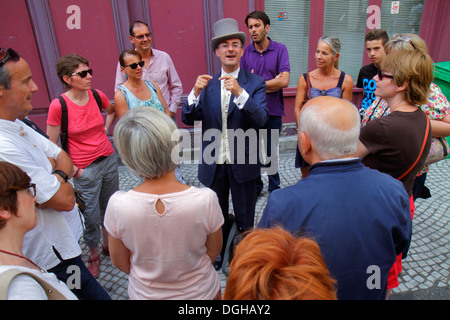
[118,85,130,106]
[0,269,67,300]
[58,90,102,154]
[145,80,157,91]
[303,73,311,100]
[58,95,69,153]
[337,71,346,89]
[397,117,430,181]
[91,89,103,113]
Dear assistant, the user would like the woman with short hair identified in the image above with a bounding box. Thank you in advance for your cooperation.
[356,49,434,298]
[223,226,337,300]
[47,54,119,278]
[0,161,77,300]
[361,33,450,200]
[105,107,224,300]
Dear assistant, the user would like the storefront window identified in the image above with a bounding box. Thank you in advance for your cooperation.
[380,0,425,35]
[264,0,427,87]
[323,0,369,82]
[265,0,311,86]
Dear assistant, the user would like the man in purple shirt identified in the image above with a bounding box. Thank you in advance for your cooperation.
[241,11,290,194]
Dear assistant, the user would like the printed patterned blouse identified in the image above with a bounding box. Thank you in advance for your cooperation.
[361,82,450,174]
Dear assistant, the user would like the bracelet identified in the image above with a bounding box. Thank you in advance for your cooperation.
[53,169,68,182]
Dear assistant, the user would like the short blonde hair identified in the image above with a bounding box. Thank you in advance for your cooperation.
[113,107,180,179]
[223,227,337,300]
[381,49,433,106]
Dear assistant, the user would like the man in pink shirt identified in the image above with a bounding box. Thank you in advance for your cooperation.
[114,20,183,118]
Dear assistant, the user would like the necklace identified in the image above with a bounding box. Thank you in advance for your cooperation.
[0,249,45,273]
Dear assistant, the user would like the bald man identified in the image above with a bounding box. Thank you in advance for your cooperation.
[259,96,412,300]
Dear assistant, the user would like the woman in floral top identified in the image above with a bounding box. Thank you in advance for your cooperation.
[361,33,450,200]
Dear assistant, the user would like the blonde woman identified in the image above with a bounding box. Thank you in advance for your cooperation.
[356,49,434,298]
[293,36,353,177]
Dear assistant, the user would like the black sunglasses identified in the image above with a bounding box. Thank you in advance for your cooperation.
[0,48,21,68]
[125,61,145,69]
[378,69,394,80]
[71,69,93,78]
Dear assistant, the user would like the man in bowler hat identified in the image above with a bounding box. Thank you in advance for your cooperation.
[182,18,268,270]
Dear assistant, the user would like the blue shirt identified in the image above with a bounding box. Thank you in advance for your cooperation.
[259,159,412,300]
[241,39,290,116]
[118,80,164,113]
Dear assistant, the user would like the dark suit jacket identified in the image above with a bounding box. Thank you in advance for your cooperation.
[182,69,268,187]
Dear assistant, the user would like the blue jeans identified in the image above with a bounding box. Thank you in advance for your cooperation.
[257,116,281,192]
[48,254,111,300]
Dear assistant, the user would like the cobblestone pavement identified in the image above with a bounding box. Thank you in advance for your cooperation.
[81,153,450,300]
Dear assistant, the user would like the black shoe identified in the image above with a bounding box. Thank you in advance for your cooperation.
[268,186,280,193]
[418,186,431,199]
[213,254,223,270]
[256,188,263,198]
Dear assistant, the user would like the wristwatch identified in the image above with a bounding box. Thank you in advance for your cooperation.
[53,169,68,182]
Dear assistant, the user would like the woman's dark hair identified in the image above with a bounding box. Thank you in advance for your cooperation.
[55,54,90,89]
[0,162,31,229]
[119,50,142,67]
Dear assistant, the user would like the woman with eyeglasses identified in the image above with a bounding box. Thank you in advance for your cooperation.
[114,50,170,119]
[361,33,450,201]
[46,54,120,279]
[0,161,77,299]
[355,49,434,299]
[293,36,354,178]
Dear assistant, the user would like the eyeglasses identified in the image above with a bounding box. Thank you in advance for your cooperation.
[27,183,36,197]
[132,33,152,41]
[0,48,21,68]
[125,61,145,69]
[71,69,93,78]
[378,69,394,80]
[218,43,242,50]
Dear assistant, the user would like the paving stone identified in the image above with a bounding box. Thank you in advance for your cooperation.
[79,140,450,300]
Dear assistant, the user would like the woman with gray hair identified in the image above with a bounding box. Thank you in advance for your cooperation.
[104,107,224,300]
[293,36,353,177]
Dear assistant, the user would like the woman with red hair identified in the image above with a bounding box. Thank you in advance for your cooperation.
[223,227,337,300]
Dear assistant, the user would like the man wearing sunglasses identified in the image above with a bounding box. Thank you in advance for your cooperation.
[0,48,110,300]
[114,20,183,119]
